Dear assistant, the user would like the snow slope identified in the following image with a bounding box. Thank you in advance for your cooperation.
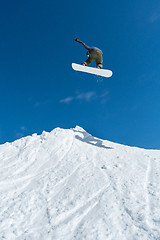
[0,126,160,240]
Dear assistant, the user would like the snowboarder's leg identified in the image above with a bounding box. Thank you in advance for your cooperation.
[83,55,95,66]
[95,51,103,69]
[83,51,103,68]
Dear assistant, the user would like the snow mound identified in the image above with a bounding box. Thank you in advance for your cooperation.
[0,127,160,240]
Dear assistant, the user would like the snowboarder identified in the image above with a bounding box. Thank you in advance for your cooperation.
[75,38,103,69]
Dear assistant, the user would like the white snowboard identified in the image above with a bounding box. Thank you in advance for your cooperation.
[72,63,112,78]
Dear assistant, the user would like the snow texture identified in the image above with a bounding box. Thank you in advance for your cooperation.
[0,126,160,240]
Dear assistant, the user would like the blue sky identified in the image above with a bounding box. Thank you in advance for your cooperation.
[0,0,160,149]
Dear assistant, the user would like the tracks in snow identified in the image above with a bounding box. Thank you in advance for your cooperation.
[145,154,160,238]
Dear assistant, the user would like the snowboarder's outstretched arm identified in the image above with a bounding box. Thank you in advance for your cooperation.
[75,38,90,51]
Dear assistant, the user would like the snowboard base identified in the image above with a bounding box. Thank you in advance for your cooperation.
[72,63,112,78]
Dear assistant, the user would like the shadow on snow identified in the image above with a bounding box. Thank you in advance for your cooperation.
[73,129,113,150]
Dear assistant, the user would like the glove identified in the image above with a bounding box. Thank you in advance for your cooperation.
[75,38,78,42]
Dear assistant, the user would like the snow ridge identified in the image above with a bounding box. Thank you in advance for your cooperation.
[0,126,160,240]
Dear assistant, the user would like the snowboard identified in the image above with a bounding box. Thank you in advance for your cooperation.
[72,63,112,78]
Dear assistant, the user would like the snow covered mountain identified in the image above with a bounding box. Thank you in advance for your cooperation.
[0,126,160,240]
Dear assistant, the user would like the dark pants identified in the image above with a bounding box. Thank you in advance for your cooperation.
[84,50,103,68]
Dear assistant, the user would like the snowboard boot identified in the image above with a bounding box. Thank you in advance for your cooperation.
[96,65,101,69]
[82,62,86,66]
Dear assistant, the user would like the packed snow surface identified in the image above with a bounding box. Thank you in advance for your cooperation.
[0,126,160,240]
